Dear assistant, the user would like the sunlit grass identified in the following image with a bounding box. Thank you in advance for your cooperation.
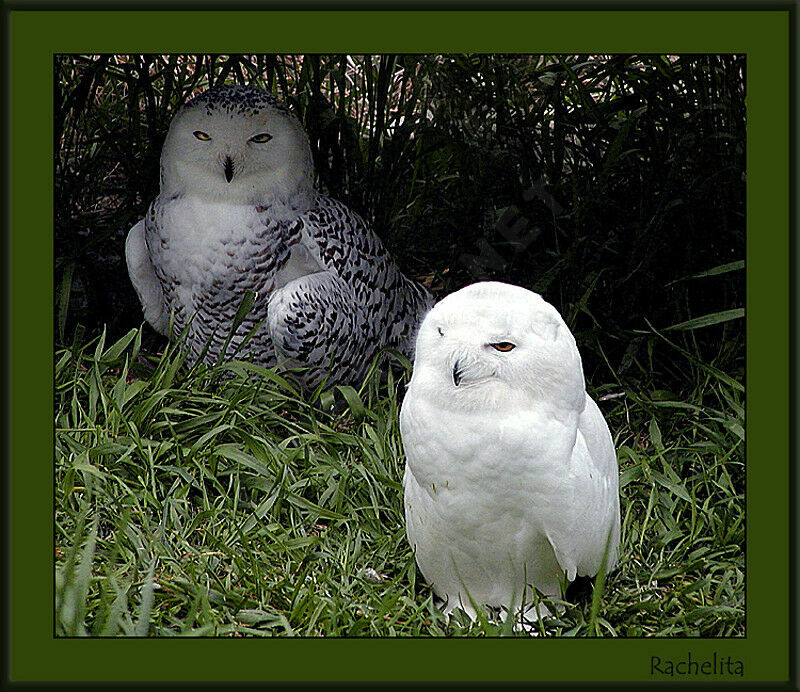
[55,326,744,637]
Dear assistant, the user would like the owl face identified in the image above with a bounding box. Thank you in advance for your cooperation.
[410,282,585,412]
[160,86,314,206]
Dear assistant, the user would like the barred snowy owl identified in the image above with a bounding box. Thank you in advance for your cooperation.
[400,282,620,623]
[125,85,432,388]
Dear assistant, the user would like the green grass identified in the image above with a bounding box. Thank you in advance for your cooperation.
[55,325,744,637]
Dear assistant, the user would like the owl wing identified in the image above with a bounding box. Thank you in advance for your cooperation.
[297,196,433,359]
[125,218,169,335]
[543,394,620,581]
[267,270,371,389]
[263,196,431,387]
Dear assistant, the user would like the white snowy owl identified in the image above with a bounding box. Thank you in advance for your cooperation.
[400,281,620,623]
[125,84,432,388]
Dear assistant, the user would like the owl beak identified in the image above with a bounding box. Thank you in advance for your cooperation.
[452,361,463,387]
[223,156,235,183]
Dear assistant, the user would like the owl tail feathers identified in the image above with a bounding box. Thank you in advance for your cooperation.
[545,531,579,583]
[125,219,169,335]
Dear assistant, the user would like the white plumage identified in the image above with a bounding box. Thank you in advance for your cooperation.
[125,85,431,388]
[400,281,620,623]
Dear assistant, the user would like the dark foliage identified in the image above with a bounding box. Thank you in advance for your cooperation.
[55,54,745,387]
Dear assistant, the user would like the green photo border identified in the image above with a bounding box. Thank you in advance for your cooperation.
[8,8,789,684]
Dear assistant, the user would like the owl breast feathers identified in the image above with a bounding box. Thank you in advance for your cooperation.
[125,84,432,389]
[400,281,620,624]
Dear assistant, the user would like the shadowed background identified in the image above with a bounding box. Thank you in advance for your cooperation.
[55,53,744,387]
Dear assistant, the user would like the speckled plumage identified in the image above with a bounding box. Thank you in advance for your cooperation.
[126,85,432,388]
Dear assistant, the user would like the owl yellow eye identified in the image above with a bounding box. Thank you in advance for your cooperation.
[193,131,211,141]
[490,342,516,352]
[249,133,273,143]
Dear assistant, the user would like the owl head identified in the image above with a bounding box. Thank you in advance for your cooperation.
[159,85,314,208]
[409,282,586,413]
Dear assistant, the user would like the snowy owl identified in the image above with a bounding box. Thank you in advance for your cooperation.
[125,84,432,389]
[400,281,620,624]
